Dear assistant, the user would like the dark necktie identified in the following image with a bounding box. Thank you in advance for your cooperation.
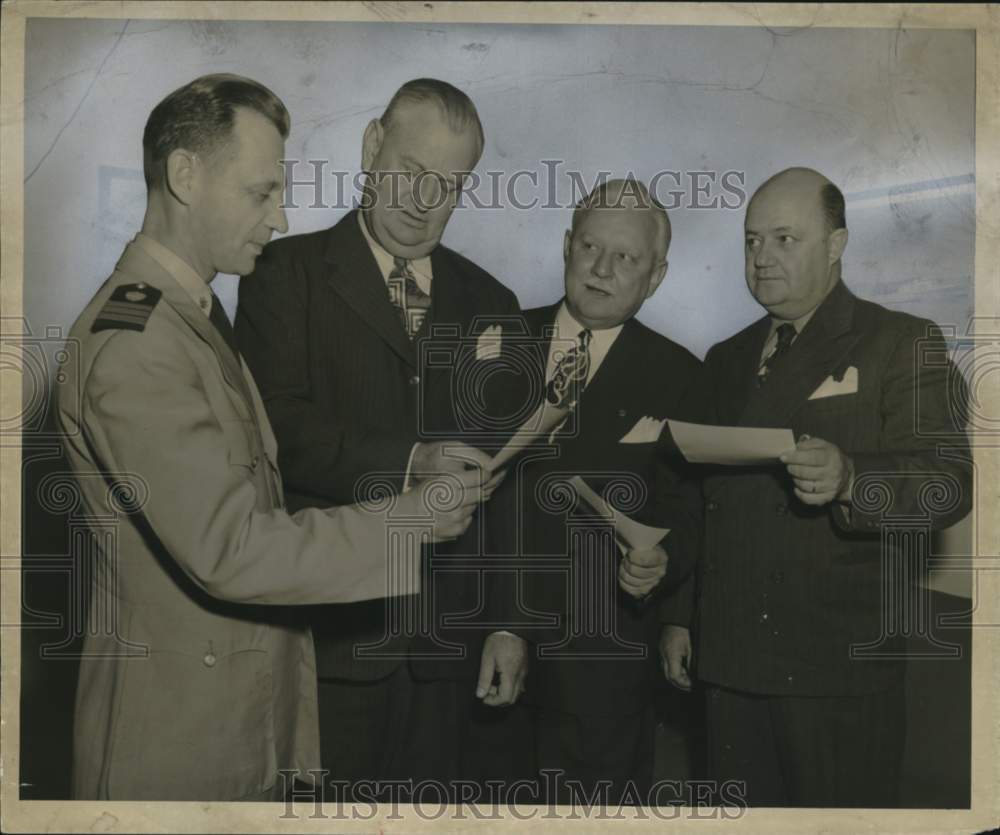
[757,322,796,386]
[209,293,240,360]
[547,328,592,409]
[387,257,431,339]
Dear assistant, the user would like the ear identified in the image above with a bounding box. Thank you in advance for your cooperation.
[361,119,384,171]
[827,227,848,264]
[164,148,199,206]
[646,260,669,299]
[563,229,572,263]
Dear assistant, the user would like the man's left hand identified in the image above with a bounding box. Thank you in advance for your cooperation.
[476,632,527,707]
[618,545,668,599]
[780,435,854,506]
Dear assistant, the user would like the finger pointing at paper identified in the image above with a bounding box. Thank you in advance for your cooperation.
[779,435,855,506]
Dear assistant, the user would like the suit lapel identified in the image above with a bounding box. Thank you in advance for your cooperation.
[323,211,416,368]
[712,319,770,425]
[738,280,860,428]
[116,245,255,420]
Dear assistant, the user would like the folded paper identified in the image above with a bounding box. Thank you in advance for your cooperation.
[570,475,670,549]
[667,419,796,465]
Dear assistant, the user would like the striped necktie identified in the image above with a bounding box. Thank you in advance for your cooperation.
[387,257,431,339]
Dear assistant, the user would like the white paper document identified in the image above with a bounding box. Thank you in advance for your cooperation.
[570,476,670,550]
[667,419,796,465]
[489,400,571,470]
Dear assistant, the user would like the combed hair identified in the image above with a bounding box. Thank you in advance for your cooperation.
[381,78,484,152]
[821,181,847,231]
[571,178,672,261]
[142,73,290,189]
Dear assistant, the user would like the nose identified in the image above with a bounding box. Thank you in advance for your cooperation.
[754,240,775,268]
[268,198,288,235]
[592,250,614,279]
[413,173,442,214]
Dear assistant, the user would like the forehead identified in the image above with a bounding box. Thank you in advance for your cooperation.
[381,100,480,171]
[575,206,658,251]
[746,180,824,231]
[223,107,285,180]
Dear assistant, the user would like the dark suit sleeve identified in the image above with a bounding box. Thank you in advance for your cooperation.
[638,355,706,601]
[837,318,972,533]
[236,245,414,503]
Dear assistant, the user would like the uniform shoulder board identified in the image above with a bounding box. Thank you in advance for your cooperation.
[92,283,163,333]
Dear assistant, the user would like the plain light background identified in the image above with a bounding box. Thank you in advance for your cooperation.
[23,19,974,361]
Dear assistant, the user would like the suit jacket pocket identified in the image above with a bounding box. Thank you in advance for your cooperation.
[109,639,275,799]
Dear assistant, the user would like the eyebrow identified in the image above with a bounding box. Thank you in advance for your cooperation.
[247,179,282,192]
[745,225,796,235]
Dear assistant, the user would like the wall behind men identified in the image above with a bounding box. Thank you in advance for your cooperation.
[23,19,974,361]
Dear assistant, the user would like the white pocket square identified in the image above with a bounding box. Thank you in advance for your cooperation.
[620,415,667,444]
[809,366,858,400]
[475,325,503,361]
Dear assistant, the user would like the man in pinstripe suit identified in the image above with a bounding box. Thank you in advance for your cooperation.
[236,79,526,797]
[659,167,972,807]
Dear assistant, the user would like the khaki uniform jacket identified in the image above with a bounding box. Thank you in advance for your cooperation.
[57,239,419,800]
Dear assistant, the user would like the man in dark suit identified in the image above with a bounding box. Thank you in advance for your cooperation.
[492,179,702,804]
[235,79,526,795]
[659,167,972,806]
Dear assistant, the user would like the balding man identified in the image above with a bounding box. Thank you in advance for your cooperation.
[493,179,702,803]
[236,78,523,796]
[660,167,971,806]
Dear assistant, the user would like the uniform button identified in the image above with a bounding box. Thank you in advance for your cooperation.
[706,501,719,512]
[787,674,794,683]
[760,613,769,623]
[776,503,788,516]
[617,409,627,418]
[410,375,420,386]
[770,571,784,583]
[251,455,260,470]
[203,653,217,668]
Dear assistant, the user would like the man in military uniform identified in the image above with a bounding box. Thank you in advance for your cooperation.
[56,74,491,801]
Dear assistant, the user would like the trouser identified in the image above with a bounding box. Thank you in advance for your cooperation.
[704,680,906,807]
[535,702,656,805]
[316,663,471,802]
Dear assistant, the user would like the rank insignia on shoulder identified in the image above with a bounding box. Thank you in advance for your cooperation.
[92,283,163,333]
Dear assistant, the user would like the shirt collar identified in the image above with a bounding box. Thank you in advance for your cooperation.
[765,303,820,347]
[134,233,213,317]
[554,302,624,351]
[357,211,433,294]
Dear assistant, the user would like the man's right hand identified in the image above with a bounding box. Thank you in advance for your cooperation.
[660,624,693,691]
[410,440,505,505]
[395,466,491,543]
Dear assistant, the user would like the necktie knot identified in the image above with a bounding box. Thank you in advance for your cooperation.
[387,257,430,338]
[775,322,796,351]
[757,322,796,386]
[578,328,592,350]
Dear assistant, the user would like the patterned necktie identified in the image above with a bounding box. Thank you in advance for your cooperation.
[387,257,431,339]
[209,293,240,360]
[757,322,796,386]
[547,329,592,409]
